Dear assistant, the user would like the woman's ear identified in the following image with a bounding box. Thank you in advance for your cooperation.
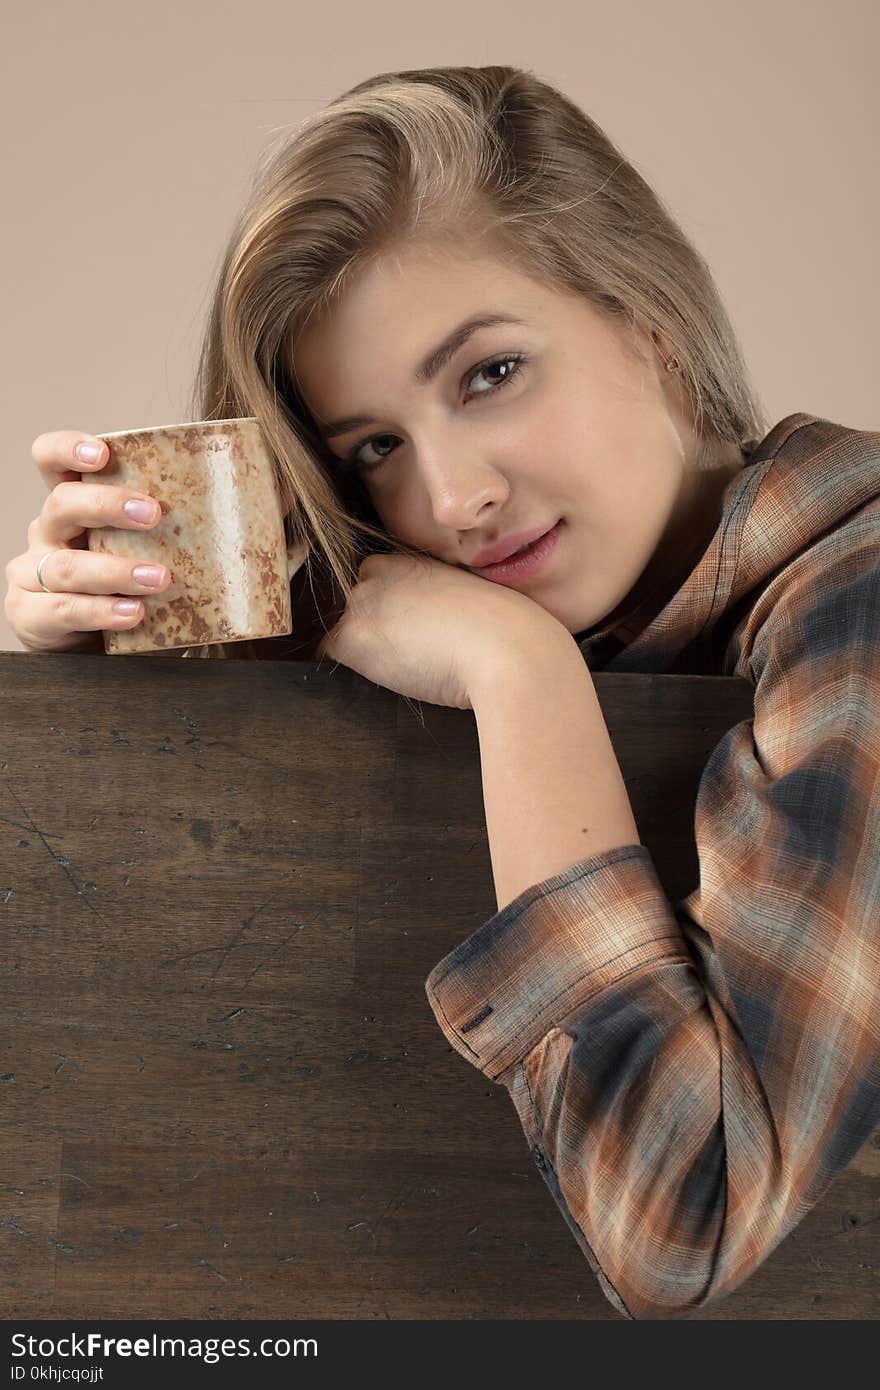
[648,324,680,373]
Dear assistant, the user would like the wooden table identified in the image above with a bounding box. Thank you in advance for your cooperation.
[1,650,876,1320]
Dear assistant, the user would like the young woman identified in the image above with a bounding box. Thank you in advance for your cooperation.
[7,65,879,1320]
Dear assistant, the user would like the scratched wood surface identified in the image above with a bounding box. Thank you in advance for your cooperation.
[0,648,876,1321]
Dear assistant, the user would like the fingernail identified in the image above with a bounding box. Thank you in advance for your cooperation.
[124,499,159,523]
[132,565,166,587]
[75,442,103,465]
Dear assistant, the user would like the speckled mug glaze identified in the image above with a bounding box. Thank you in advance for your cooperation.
[89,418,293,655]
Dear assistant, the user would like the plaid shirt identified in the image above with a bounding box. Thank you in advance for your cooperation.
[425,413,880,1319]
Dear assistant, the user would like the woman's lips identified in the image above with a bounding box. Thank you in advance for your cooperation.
[470,519,564,586]
[469,522,554,569]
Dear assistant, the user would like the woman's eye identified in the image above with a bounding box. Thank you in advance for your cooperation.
[348,352,527,475]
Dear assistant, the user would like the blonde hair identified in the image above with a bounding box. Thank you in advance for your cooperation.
[183,63,769,660]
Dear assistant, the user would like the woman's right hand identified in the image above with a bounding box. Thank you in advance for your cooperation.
[4,430,174,653]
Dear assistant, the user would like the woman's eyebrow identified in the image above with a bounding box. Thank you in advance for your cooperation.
[320,311,530,440]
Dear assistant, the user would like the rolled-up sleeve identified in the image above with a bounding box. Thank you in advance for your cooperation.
[425,500,880,1320]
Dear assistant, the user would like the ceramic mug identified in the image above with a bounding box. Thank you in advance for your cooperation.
[88,418,296,655]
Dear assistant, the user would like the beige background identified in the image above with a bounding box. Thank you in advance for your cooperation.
[4,0,877,651]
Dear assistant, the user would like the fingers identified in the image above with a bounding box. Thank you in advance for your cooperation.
[10,540,170,598]
[4,541,170,646]
[35,479,162,548]
[30,430,109,492]
[4,546,169,646]
[3,580,147,650]
[5,432,173,651]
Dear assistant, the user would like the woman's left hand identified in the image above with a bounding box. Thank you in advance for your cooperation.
[316,552,565,710]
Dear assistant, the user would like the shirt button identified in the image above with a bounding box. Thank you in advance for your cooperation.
[532,1148,546,1170]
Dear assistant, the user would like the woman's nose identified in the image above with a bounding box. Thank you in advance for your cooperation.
[421,452,510,530]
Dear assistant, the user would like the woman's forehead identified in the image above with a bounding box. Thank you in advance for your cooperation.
[294,246,575,379]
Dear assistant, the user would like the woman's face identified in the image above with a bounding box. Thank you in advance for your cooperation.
[292,240,744,636]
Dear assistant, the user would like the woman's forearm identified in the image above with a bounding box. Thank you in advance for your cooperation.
[469,630,642,913]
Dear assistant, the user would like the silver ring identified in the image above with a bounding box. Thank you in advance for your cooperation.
[36,550,55,593]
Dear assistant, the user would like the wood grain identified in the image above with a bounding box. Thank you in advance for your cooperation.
[0,650,876,1320]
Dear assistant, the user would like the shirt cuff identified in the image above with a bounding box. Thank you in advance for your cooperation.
[424,843,690,1082]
